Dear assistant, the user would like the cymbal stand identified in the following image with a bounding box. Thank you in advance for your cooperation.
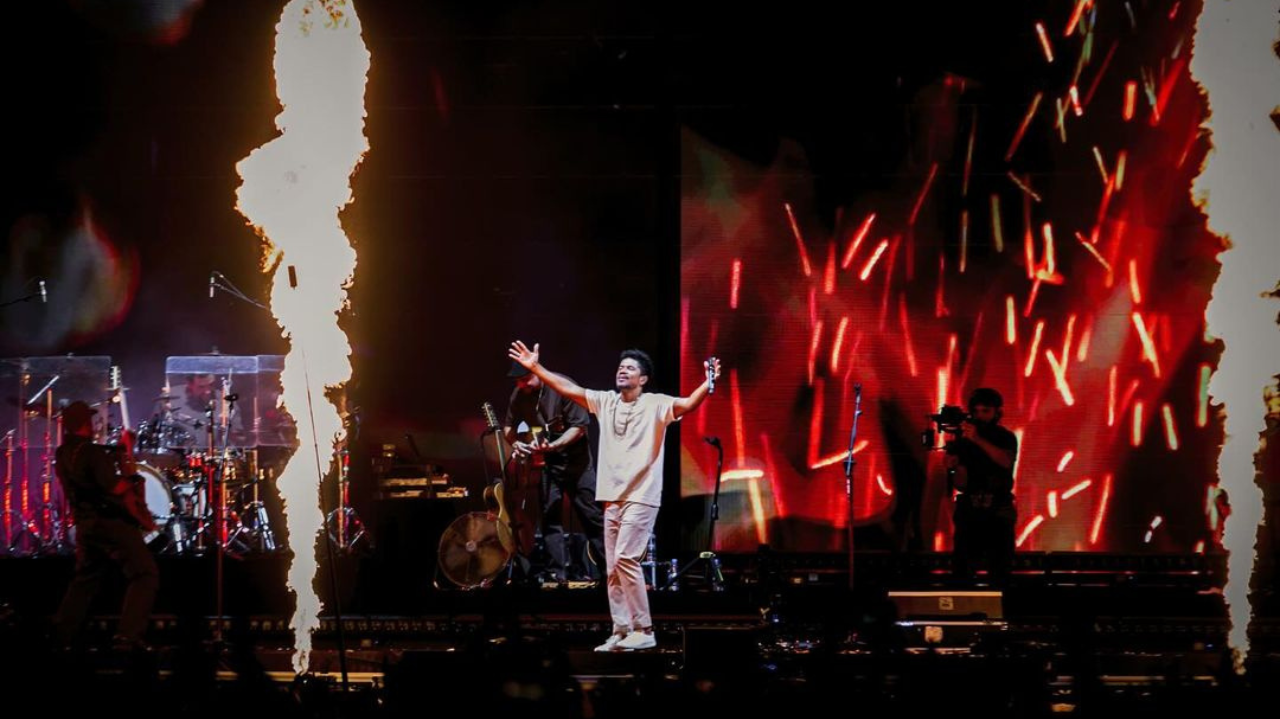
[327,448,367,553]
[194,402,216,555]
[31,377,67,554]
[226,449,276,553]
[16,366,36,555]
[47,397,71,553]
[2,429,11,549]
[215,452,249,556]
[212,376,233,645]
[1,429,38,554]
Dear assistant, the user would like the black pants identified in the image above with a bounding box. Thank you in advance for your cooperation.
[952,501,1016,584]
[541,466,605,581]
[55,516,159,645]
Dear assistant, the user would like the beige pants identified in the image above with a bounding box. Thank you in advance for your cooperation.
[603,501,660,632]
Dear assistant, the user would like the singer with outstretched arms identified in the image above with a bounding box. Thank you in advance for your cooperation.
[508,341,720,652]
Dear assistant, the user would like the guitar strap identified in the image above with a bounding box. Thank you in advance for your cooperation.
[534,385,551,433]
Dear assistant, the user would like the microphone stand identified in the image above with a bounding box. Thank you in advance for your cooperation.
[209,271,268,310]
[0,282,45,308]
[841,384,863,592]
[664,438,725,591]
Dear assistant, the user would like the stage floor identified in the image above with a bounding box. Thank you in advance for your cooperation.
[2,551,1277,715]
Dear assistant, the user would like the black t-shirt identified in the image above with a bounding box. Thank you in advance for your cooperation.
[505,381,592,476]
[953,422,1018,498]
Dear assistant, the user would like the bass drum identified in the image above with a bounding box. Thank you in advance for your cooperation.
[134,463,175,544]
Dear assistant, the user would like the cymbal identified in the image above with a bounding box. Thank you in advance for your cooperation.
[5,396,105,409]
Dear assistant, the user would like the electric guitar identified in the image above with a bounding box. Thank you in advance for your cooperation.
[480,402,516,553]
[111,368,155,532]
[520,425,548,469]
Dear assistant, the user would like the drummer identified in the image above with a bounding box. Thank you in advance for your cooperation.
[141,374,246,458]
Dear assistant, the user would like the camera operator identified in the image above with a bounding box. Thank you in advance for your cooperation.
[944,388,1018,585]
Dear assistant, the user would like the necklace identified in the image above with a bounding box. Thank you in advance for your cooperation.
[612,396,639,438]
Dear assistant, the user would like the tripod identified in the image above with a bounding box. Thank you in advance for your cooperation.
[665,436,725,591]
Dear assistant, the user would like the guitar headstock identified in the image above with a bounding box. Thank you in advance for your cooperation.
[110,365,132,431]
[481,402,500,432]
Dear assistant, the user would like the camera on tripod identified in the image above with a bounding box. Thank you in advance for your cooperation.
[921,404,972,452]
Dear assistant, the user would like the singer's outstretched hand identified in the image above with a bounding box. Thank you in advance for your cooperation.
[507,340,591,408]
[508,340,540,370]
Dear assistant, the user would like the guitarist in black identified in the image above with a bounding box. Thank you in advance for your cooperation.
[504,360,605,584]
[52,401,159,652]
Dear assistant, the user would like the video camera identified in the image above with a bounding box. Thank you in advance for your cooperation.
[921,404,972,452]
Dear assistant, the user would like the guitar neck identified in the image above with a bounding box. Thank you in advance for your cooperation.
[118,391,132,432]
[111,367,132,432]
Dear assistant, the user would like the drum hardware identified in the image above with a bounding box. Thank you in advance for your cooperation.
[33,374,69,554]
[327,447,368,553]
[236,463,278,553]
[225,450,277,554]
[1,356,296,558]
[2,357,120,555]
[2,427,41,554]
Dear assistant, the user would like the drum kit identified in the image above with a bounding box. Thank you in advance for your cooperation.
[122,361,283,556]
[129,433,280,556]
[2,354,290,556]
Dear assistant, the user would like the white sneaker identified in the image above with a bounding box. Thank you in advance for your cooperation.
[616,631,657,650]
[594,634,627,652]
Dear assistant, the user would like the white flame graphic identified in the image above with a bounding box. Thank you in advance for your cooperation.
[235,0,368,673]
[1189,0,1280,672]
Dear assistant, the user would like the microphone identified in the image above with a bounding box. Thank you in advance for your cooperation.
[704,436,720,447]
[404,432,425,461]
[706,357,716,394]
[38,280,46,304]
[209,272,216,299]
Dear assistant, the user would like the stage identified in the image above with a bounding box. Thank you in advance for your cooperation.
[3,0,1279,715]
[3,550,1277,715]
